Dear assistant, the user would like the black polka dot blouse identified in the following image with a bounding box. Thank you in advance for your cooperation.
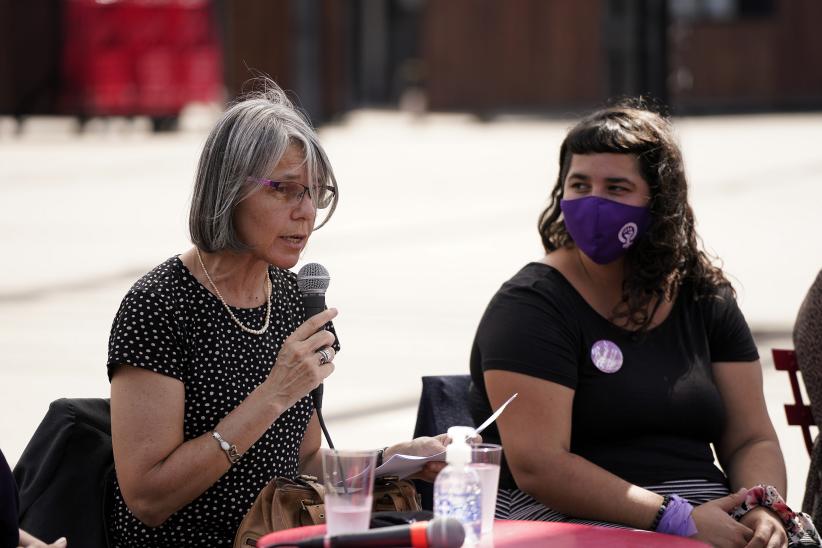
[106,256,321,548]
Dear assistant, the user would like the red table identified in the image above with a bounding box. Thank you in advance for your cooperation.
[257,519,709,547]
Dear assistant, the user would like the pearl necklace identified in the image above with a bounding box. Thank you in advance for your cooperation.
[196,248,272,335]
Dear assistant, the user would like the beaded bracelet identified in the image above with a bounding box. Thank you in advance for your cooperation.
[730,484,820,545]
[650,494,672,531]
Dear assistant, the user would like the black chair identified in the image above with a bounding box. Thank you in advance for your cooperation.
[14,398,114,548]
[412,375,473,510]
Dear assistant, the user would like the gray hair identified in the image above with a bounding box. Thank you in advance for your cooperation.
[189,80,338,252]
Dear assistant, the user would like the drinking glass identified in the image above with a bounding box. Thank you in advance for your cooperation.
[469,443,502,536]
[321,449,377,536]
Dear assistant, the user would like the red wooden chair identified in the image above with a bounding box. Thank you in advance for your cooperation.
[772,348,815,456]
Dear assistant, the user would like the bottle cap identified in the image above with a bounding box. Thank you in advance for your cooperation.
[445,426,475,466]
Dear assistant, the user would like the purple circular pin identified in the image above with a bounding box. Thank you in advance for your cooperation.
[591,340,623,373]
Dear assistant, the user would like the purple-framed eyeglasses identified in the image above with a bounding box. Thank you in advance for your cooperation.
[247,177,336,209]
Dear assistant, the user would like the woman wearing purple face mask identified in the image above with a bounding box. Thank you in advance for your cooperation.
[468,103,817,547]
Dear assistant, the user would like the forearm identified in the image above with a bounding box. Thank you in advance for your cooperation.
[515,452,663,529]
[712,361,787,495]
[722,438,787,495]
[120,382,290,526]
[299,448,324,478]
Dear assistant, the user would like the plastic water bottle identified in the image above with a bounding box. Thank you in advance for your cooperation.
[434,426,482,544]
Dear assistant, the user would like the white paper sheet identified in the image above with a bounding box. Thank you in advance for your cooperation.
[375,450,447,479]
[374,393,517,478]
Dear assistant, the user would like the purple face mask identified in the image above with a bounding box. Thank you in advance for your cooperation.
[560,196,651,264]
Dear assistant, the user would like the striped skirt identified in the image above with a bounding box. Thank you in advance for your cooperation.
[496,479,727,526]
[495,479,820,546]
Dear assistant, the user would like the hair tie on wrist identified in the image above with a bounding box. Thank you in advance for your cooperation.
[730,484,820,545]
[655,494,697,537]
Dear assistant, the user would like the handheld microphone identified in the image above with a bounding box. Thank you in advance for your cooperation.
[296,263,335,448]
[297,262,331,412]
[297,262,330,320]
[258,517,465,548]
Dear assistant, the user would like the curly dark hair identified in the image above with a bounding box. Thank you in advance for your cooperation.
[537,101,731,330]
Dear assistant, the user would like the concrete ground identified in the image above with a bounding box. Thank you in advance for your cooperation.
[1,107,820,508]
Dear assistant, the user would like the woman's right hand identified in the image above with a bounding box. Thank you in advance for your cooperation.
[263,308,338,410]
[691,489,753,548]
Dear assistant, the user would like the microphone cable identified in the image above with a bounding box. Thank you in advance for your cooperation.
[312,388,335,450]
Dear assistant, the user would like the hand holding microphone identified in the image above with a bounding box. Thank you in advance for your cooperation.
[264,308,337,412]
[264,263,337,413]
[258,517,465,548]
[297,263,337,413]
[296,263,340,448]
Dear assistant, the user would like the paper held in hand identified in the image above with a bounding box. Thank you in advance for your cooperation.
[375,393,518,478]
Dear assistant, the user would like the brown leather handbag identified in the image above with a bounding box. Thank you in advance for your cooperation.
[233,475,421,548]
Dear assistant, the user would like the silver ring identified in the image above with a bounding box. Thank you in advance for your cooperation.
[318,348,331,365]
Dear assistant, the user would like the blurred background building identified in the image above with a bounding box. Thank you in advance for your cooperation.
[2,0,821,128]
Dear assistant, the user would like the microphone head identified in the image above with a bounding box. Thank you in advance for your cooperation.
[426,517,466,548]
[297,263,330,295]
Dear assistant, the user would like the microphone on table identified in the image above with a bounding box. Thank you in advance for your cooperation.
[258,517,465,548]
[296,263,336,447]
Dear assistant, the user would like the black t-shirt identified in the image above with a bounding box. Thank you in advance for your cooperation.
[106,257,332,548]
[469,262,759,490]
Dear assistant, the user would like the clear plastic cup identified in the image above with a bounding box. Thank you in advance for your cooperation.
[469,443,502,536]
[321,449,377,536]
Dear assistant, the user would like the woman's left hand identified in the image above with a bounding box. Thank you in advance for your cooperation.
[385,434,449,483]
[739,506,788,548]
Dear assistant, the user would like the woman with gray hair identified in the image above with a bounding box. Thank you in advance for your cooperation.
[105,82,446,547]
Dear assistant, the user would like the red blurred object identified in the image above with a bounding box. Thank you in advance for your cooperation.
[59,0,222,118]
[256,520,709,548]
